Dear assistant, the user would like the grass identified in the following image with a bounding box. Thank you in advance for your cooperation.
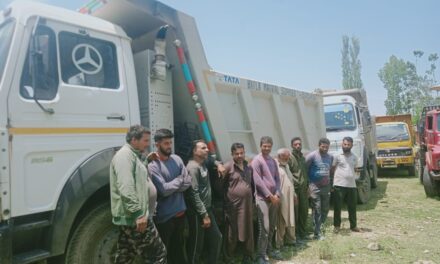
[274,170,440,264]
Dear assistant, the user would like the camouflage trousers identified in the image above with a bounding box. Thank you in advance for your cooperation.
[114,220,167,264]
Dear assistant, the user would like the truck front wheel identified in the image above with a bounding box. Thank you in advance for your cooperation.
[422,166,440,197]
[65,202,120,264]
[357,167,371,204]
[407,165,416,177]
[370,162,378,188]
[417,158,424,184]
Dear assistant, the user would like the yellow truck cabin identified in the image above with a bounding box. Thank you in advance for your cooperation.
[376,114,416,175]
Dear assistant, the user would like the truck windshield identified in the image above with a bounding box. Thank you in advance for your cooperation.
[324,103,356,131]
[0,20,15,85]
[376,124,409,142]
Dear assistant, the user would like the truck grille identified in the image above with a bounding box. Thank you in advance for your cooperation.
[377,148,412,157]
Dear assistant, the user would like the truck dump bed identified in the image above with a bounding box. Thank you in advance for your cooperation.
[86,0,325,159]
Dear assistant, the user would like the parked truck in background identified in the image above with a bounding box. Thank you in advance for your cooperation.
[320,89,378,204]
[0,1,326,263]
[375,114,416,175]
[417,105,440,197]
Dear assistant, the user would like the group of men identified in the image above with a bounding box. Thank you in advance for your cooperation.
[110,125,361,264]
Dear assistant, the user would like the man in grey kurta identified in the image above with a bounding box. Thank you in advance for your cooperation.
[222,143,254,264]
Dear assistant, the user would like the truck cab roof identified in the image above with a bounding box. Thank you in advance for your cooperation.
[4,1,128,39]
[427,109,440,116]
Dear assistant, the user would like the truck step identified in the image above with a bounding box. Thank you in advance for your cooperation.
[13,220,51,232]
[13,249,50,264]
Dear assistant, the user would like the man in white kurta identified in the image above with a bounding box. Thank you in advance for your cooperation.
[276,148,297,248]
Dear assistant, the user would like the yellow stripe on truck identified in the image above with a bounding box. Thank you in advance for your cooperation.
[8,127,128,135]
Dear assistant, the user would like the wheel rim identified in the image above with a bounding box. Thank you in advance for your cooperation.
[93,225,119,263]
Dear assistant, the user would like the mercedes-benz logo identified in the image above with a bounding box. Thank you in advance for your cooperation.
[72,44,103,75]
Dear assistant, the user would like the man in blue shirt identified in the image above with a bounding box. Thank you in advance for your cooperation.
[149,128,192,264]
[306,138,333,240]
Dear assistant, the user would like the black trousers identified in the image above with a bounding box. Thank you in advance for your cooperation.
[186,208,222,264]
[156,214,187,264]
[333,186,357,229]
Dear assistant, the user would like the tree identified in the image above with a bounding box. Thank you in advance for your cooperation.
[413,50,424,69]
[379,53,439,121]
[341,35,363,89]
[378,56,423,115]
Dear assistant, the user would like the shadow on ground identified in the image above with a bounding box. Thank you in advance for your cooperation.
[378,168,416,178]
[357,180,388,211]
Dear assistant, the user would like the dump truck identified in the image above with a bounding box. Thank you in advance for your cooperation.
[320,89,378,204]
[0,1,326,263]
[417,105,440,197]
[375,114,416,175]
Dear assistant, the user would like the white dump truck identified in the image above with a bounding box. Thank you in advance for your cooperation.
[320,89,378,204]
[0,1,325,263]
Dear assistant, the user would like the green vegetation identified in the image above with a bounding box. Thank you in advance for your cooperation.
[275,171,440,263]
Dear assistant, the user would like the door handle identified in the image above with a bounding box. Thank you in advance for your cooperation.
[107,115,125,121]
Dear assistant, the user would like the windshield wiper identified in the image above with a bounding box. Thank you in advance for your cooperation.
[388,133,409,140]
[326,127,345,132]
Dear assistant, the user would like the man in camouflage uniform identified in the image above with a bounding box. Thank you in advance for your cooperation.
[110,125,167,263]
[288,137,309,241]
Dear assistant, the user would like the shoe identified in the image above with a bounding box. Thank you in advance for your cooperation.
[256,256,269,264]
[269,249,284,260]
[334,226,341,234]
[313,234,325,241]
[285,240,297,247]
[351,227,361,232]
[298,235,311,241]
[242,256,254,264]
[296,239,306,246]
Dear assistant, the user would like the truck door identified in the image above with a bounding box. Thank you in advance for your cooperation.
[7,19,130,217]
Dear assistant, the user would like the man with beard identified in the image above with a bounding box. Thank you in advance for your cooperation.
[306,138,333,240]
[110,125,166,263]
[332,137,361,233]
[222,143,254,264]
[252,136,283,264]
[185,140,222,264]
[288,137,309,241]
[275,148,297,249]
[148,128,192,264]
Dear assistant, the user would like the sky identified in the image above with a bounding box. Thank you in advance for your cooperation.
[1,0,439,115]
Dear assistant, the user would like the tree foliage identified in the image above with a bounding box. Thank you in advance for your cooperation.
[341,35,363,89]
[379,52,439,121]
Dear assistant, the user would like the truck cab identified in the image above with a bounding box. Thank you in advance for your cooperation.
[322,89,378,204]
[0,1,326,263]
[375,114,416,175]
[420,108,440,197]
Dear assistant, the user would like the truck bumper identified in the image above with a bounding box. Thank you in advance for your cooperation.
[377,156,414,169]
[0,221,12,263]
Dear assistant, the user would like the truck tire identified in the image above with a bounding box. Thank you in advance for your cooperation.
[65,202,126,264]
[407,165,416,177]
[422,166,440,197]
[370,162,378,189]
[357,167,371,204]
[417,158,424,184]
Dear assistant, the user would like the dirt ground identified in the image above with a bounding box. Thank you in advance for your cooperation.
[272,170,440,264]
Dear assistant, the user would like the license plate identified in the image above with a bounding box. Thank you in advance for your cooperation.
[382,165,398,168]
